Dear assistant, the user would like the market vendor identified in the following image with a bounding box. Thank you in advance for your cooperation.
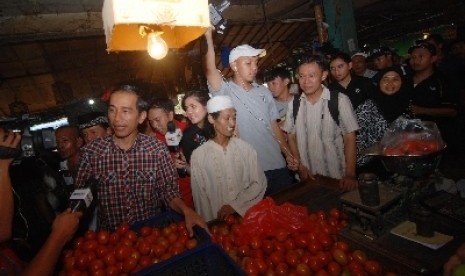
[74,83,208,235]
[190,95,267,221]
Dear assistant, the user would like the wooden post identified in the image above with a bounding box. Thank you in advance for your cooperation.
[314,4,326,45]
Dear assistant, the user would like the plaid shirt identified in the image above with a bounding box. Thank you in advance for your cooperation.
[75,133,180,231]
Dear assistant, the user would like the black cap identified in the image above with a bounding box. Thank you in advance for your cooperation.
[408,42,437,56]
[369,46,393,59]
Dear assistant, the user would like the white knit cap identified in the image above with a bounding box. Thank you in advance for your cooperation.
[351,52,368,59]
[229,44,266,64]
[207,96,234,113]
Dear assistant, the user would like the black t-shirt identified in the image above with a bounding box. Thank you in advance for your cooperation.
[328,74,375,109]
[411,71,459,122]
[180,124,208,163]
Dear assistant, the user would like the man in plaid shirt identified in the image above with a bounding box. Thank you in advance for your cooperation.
[75,84,208,234]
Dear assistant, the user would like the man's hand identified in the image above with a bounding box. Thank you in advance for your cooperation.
[286,155,299,171]
[183,208,211,237]
[217,204,235,221]
[174,151,188,172]
[0,128,21,167]
[298,165,315,181]
[339,176,358,191]
[49,208,82,245]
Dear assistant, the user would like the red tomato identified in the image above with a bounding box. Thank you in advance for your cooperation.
[122,257,138,273]
[255,258,268,274]
[318,233,333,249]
[332,248,348,265]
[108,232,120,245]
[250,236,262,250]
[315,269,330,276]
[316,251,331,266]
[125,230,138,242]
[327,261,342,276]
[351,249,367,263]
[73,237,85,250]
[89,259,105,272]
[139,226,153,237]
[136,240,151,256]
[316,210,326,220]
[186,238,198,250]
[329,208,341,220]
[84,230,97,241]
[152,243,166,257]
[105,265,120,276]
[285,238,297,250]
[238,245,250,257]
[115,245,132,261]
[334,241,350,252]
[308,240,323,254]
[285,250,301,267]
[275,262,289,276]
[116,223,130,236]
[364,260,381,275]
[75,254,90,271]
[294,234,309,249]
[275,229,289,242]
[102,251,117,266]
[270,251,285,266]
[96,230,110,245]
[82,240,99,252]
[308,256,323,272]
[295,263,311,276]
[261,239,274,255]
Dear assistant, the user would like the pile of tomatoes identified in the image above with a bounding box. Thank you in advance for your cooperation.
[211,208,396,276]
[382,139,443,156]
[60,221,199,276]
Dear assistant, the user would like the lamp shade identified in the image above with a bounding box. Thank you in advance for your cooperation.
[102,0,210,51]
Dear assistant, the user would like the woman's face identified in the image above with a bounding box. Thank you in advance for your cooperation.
[184,96,208,126]
[379,71,402,95]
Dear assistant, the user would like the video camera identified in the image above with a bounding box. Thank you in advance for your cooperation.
[209,0,230,34]
[0,115,68,159]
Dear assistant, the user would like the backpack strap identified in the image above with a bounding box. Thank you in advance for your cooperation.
[292,94,301,124]
[328,89,340,126]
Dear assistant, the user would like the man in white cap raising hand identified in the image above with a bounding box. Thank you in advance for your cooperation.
[204,27,297,195]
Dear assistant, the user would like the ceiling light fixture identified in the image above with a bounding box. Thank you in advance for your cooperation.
[102,0,209,59]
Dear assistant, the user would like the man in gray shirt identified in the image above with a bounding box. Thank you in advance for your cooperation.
[204,27,297,195]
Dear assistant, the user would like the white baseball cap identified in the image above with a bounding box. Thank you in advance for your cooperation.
[229,44,266,64]
[207,96,234,113]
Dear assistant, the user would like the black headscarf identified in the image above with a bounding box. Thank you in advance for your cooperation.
[372,66,412,123]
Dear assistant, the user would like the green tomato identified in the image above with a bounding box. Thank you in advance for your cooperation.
[453,264,465,276]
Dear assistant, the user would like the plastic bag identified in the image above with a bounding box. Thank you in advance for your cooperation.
[236,197,309,245]
[381,117,445,156]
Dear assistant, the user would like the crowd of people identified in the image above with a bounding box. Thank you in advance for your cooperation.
[1,29,465,274]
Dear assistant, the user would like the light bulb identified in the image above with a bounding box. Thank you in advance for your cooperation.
[147,32,168,60]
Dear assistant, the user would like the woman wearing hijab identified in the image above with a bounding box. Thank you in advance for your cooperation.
[355,67,412,176]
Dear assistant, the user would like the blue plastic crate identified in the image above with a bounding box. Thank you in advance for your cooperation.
[131,210,211,246]
[132,243,245,276]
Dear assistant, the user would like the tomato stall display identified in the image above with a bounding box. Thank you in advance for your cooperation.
[59,212,206,275]
[210,200,397,276]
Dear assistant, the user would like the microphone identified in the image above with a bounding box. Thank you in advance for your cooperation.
[165,122,183,154]
[164,122,187,177]
[69,178,98,213]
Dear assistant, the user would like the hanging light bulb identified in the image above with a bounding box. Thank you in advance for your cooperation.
[147,32,168,60]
